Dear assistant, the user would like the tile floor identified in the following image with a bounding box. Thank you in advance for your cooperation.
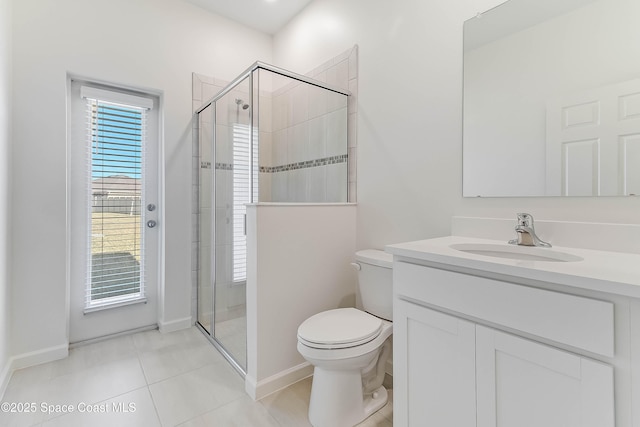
[0,327,393,427]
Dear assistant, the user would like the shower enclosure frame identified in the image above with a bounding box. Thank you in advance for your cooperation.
[195,61,351,377]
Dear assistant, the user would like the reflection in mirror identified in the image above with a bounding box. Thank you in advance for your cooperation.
[463,0,640,197]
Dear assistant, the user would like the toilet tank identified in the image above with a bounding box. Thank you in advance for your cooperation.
[354,249,393,321]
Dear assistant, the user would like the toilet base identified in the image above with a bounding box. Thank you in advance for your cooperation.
[308,365,389,427]
[363,385,389,419]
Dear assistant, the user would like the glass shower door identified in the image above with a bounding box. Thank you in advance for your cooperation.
[212,76,252,372]
[197,103,214,335]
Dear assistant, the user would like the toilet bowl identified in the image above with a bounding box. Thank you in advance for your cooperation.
[297,249,393,427]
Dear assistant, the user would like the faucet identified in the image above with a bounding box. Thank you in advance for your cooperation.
[508,213,552,247]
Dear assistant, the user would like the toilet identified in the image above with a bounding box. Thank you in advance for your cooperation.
[297,249,393,427]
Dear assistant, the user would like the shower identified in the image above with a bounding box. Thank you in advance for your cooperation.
[194,61,350,376]
[235,98,249,110]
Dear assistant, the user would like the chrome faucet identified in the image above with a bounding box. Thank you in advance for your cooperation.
[508,213,552,247]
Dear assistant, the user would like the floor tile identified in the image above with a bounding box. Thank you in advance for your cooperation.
[259,377,313,427]
[356,411,393,427]
[178,395,280,427]
[376,389,393,422]
[50,335,137,379]
[0,366,53,427]
[5,363,53,389]
[1,327,393,427]
[139,340,225,384]
[0,389,47,427]
[41,387,160,427]
[132,328,207,353]
[149,362,245,426]
[260,376,394,427]
[41,357,147,420]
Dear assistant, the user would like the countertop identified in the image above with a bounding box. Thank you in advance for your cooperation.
[386,236,640,298]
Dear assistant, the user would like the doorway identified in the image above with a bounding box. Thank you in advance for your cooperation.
[68,79,160,343]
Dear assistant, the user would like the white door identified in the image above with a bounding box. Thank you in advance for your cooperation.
[546,78,640,196]
[476,326,614,427]
[394,300,476,427]
[68,80,160,343]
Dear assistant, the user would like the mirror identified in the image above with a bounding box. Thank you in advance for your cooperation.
[463,0,640,197]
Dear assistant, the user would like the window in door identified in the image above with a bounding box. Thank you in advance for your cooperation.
[81,86,153,311]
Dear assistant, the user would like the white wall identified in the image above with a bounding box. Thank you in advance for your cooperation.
[0,0,12,394]
[246,203,357,399]
[274,0,640,251]
[273,0,479,250]
[11,0,272,359]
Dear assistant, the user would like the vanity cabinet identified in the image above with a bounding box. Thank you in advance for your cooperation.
[393,261,615,427]
[394,299,476,426]
[476,326,613,427]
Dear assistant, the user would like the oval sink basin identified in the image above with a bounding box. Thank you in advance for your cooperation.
[449,243,583,263]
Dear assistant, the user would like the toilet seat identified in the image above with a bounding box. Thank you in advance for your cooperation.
[297,308,383,349]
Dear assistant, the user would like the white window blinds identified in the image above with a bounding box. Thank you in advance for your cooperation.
[232,123,258,283]
[82,86,151,309]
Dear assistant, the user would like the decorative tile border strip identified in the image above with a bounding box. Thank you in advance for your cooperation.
[260,154,348,173]
[214,162,233,171]
[212,154,348,173]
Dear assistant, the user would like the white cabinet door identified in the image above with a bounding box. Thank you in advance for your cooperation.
[394,300,476,426]
[476,326,614,427]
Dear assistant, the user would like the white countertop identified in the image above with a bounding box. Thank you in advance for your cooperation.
[386,236,640,299]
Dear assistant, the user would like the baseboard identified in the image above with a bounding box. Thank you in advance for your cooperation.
[0,343,69,399]
[0,357,12,400]
[70,324,157,348]
[158,316,193,333]
[11,343,69,371]
[246,362,314,401]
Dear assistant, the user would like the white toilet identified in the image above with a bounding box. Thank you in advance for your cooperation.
[297,249,393,427]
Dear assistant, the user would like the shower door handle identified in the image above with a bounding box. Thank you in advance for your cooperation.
[243,214,247,236]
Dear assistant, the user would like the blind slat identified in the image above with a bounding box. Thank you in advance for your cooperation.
[86,95,147,308]
[231,123,258,284]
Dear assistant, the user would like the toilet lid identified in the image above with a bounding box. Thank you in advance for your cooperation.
[297,308,383,349]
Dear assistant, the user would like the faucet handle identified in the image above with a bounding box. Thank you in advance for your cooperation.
[516,212,533,227]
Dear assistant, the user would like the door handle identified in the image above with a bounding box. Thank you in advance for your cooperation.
[147,220,157,228]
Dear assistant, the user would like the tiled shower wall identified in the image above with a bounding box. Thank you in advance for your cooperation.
[191,46,358,322]
[309,46,359,202]
[261,46,358,202]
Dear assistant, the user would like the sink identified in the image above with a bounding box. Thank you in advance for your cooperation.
[449,243,583,263]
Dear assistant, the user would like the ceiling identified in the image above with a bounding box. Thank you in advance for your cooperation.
[183,0,314,34]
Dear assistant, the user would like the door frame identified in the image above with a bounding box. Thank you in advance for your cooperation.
[66,74,164,344]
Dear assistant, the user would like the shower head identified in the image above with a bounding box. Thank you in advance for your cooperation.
[235,98,250,110]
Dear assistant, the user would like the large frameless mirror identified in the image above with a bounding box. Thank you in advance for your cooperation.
[463,0,640,197]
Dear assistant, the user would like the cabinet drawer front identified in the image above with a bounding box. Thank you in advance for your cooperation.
[394,262,614,357]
